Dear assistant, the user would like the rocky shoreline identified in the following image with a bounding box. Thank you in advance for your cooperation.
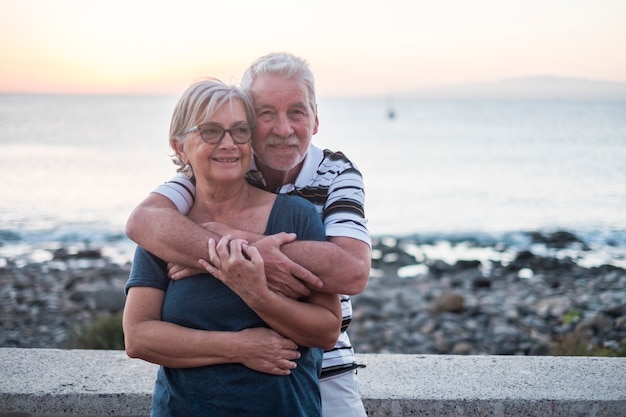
[1,230,625,356]
[0,247,130,349]
[354,231,626,356]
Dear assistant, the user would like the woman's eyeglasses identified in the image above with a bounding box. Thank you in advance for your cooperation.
[185,123,253,144]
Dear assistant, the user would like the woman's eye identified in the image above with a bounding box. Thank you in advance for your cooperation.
[234,126,251,135]
[202,128,222,137]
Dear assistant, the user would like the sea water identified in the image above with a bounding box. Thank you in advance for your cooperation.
[1,94,625,265]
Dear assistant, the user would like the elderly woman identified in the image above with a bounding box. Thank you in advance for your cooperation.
[122,79,341,417]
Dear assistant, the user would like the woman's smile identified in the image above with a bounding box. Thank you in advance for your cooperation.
[213,157,240,163]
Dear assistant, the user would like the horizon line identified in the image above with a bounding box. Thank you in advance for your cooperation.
[2,75,626,99]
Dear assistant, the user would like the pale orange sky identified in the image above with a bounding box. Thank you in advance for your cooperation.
[1,0,625,96]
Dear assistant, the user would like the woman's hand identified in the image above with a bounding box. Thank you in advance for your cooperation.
[199,235,267,301]
[236,328,301,375]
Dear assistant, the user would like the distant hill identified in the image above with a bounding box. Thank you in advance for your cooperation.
[403,76,626,100]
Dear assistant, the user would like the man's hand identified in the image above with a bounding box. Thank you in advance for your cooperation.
[167,263,205,280]
[252,233,323,299]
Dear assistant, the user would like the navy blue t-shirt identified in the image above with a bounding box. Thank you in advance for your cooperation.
[125,194,327,417]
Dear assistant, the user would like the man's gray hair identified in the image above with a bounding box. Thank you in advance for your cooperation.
[241,52,317,115]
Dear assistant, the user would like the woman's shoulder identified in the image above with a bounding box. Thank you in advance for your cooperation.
[266,194,324,239]
[275,193,316,211]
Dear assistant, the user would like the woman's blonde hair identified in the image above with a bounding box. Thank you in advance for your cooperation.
[169,78,255,177]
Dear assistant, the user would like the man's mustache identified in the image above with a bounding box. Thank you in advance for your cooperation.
[262,135,299,147]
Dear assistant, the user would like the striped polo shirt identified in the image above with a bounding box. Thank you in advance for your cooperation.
[154,144,371,376]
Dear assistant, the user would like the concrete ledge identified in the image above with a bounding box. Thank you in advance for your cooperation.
[0,348,624,416]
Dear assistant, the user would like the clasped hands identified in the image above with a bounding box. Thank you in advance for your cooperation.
[167,232,322,299]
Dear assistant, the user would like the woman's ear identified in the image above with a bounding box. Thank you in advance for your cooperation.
[172,138,187,164]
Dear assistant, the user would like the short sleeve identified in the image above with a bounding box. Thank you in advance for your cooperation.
[124,247,169,294]
[153,174,196,215]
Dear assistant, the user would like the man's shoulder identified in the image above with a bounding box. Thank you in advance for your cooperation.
[294,145,363,189]
[322,148,350,160]
[318,148,360,173]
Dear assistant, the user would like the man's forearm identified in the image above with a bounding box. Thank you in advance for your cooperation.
[280,237,371,295]
[125,194,217,268]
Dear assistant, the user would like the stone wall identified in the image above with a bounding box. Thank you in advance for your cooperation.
[1,349,625,416]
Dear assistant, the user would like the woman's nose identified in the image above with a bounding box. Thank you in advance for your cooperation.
[217,131,237,148]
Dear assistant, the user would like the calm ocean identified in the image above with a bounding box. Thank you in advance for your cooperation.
[1,94,625,265]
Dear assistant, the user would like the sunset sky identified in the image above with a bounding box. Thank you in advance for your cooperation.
[1,0,625,96]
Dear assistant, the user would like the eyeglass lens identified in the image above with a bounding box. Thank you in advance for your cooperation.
[199,124,252,144]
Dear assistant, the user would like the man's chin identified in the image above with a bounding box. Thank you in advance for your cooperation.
[266,157,304,172]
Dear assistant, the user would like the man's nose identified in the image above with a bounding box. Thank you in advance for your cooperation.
[273,114,294,138]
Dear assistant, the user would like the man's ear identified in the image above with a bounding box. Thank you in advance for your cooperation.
[312,105,319,135]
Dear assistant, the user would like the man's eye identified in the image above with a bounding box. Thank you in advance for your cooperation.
[290,110,307,119]
[257,111,274,120]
